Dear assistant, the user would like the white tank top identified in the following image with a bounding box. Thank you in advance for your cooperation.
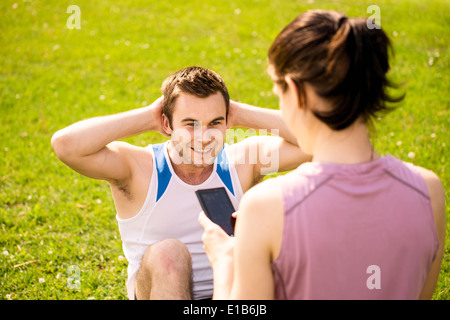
[116,141,243,299]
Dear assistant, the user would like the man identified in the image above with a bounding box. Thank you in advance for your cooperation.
[51,66,310,299]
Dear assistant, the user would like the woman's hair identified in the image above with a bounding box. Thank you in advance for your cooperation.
[161,66,230,129]
[268,10,404,130]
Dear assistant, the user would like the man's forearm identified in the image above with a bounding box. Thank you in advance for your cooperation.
[52,104,158,158]
[230,101,298,145]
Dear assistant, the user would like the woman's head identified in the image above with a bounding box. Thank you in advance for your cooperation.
[268,10,403,131]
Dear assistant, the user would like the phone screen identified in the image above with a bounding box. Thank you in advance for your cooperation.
[195,187,236,236]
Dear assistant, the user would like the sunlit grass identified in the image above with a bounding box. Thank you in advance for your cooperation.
[1,0,448,299]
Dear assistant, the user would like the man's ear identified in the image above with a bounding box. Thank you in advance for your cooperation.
[225,100,234,130]
[162,114,173,135]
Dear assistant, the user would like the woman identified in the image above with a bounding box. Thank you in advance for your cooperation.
[199,10,445,299]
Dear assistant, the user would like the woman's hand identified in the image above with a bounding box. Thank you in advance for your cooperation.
[198,211,235,266]
[198,211,235,299]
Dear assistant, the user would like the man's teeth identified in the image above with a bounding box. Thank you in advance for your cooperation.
[193,148,212,153]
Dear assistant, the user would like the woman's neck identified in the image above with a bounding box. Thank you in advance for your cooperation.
[311,120,378,164]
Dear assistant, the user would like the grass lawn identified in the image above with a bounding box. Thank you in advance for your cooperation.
[1,0,448,300]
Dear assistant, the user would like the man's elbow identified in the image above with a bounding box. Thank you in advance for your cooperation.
[51,130,73,161]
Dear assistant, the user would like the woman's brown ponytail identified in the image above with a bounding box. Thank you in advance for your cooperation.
[268,10,404,130]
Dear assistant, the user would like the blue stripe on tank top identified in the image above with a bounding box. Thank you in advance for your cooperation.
[153,143,234,200]
[152,143,172,202]
[216,146,235,196]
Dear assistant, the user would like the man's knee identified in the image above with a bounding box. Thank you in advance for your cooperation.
[141,239,192,277]
[136,239,193,299]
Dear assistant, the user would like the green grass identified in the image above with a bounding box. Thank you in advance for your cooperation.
[1,0,449,300]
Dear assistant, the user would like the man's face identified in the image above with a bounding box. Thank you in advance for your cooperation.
[165,92,227,168]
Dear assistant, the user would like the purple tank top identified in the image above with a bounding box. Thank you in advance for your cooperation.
[272,155,438,299]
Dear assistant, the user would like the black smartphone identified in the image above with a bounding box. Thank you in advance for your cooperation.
[195,187,236,236]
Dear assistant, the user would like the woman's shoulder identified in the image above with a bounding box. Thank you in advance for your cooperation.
[388,156,444,199]
[410,164,443,190]
[390,159,445,251]
[237,169,314,220]
[412,165,445,224]
[240,176,284,209]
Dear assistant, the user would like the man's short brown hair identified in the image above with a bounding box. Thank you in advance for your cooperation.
[161,66,230,128]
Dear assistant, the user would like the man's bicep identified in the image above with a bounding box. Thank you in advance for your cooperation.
[276,139,311,171]
[62,141,134,182]
[246,136,310,176]
[228,135,310,191]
